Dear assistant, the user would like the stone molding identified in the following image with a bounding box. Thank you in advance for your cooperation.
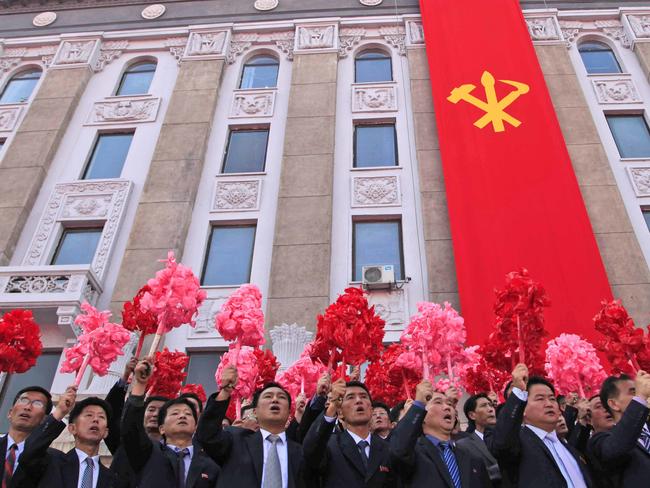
[526,16,562,42]
[93,40,129,72]
[352,82,397,113]
[230,89,276,118]
[590,75,642,104]
[226,31,294,64]
[51,39,101,68]
[352,175,401,207]
[405,21,425,47]
[0,104,25,132]
[85,95,161,125]
[270,323,313,371]
[627,14,650,40]
[559,19,631,49]
[183,30,229,60]
[0,44,57,72]
[628,167,650,197]
[294,23,338,54]
[212,178,262,212]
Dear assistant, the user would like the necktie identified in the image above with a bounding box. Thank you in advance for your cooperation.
[80,458,94,488]
[176,448,190,488]
[546,433,586,488]
[639,427,650,454]
[357,440,369,471]
[439,442,461,488]
[263,434,282,488]
[2,444,17,488]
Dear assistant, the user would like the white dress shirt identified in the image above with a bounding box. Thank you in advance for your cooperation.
[4,434,25,471]
[474,430,485,441]
[347,430,372,458]
[260,429,288,488]
[75,449,100,488]
[166,443,194,481]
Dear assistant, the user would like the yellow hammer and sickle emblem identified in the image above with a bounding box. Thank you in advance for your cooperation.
[447,71,530,133]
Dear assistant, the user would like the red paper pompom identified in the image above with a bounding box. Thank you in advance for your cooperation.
[148,348,189,398]
[180,383,207,403]
[253,349,280,389]
[364,343,414,407]
[122,285,158,336]
[0,309,43,374]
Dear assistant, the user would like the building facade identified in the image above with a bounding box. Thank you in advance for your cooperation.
[1,0,650,435]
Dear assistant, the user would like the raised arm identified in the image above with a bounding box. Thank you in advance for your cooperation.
[490,364,528,463]
[104,357,135,455]
[296,373,330,443]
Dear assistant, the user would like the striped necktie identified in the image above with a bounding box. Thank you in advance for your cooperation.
[80,458,94,488]
[2,444,17,488]
[640,427,650,454]
[262,434,282,488]
[439,442,461,488]
[176,448,190,488]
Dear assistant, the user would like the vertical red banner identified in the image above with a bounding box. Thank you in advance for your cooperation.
[419,0,612,345]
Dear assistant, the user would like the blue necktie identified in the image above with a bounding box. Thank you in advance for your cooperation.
[439,442,461,488]
[80,458,93,488]
[175,448,190,488]
[640,427,650,454]
[357,440,369,471]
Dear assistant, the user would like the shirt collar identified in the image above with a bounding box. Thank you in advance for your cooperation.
[259,428,287,444]
[474,430,484,441]
[5,435,24,450]
[75,449,100,465]
[425,434,454,448]
[346,430,371,446]
[525,423,557,441]
[166,443,194,457]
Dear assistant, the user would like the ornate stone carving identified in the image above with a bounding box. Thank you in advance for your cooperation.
[141,4,166,20]
[0,58,21,73]
[379,26,406,56]
[406,21,424,45]
[226,32,294,64]
[559,20,631,49]
[87,96,160,125]
[526,17,560,41]
[592,78,641,104]
[270,323,313,371]
[338,28,365,58]
[23,180,132,281]
[53,40,97,65]
[33,12,56,27]
[185,31,228,57]
[628,15,650,39]
[254,0,279,11]
[226,33,258,64]
[188,297,230,340]
[360,0,383,5]
[352,176,400,207]
[230,90,276,118]
[94,40,129,72]
[5,275,69,294]
[212,180,261,211]
[367,288,406,330]
[629,167,650,197]
[165,37,188,64]
[596,20,631,49]
[296,25,336,50]
[274,35,295,61]
[352,84,397,113]
[0,105,23,132]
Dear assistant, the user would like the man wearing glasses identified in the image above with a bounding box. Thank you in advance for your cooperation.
[1,386,53,488]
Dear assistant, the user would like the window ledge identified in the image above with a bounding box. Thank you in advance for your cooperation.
[350,165,402,172]
[216,172,267,177]
[620,157,650,162]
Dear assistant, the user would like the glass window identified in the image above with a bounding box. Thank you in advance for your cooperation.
[186,351,224,390]
[606,115,650,158]
[353,221,404,281]
[579,42,622,74]
[51,228,103,265]
[202,225,256,286]
[240,56,279,89]
[643,209,650,232]
[355,51,392,83]
[82,132,134,179]
[0,352,60,433]
[354,124,398,168]
[222,129,269,174]
[116,61,157,96]
[0,69,41,104]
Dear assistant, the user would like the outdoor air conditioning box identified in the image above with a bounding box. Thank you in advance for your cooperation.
[362,265,395,290]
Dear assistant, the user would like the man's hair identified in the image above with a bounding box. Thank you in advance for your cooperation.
[463,393,489,420]
[600,374,632,416]
[157,398,198,426]
[503,380,513,399]
[371,401,390,417]
[13,386,53,414]
[69,397,113,425]
[241,404,255,417]
[389,401,405,423]
[557,394,566,403]
[178,392,203,413]
[526,376,556,396]
[345,381,373,403]
[144,395,171,409]
[252,382,292,409]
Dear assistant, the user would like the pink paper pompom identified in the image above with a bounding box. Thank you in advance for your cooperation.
[276,352,327,401]
[395,350,423,375]
[215,284,265,348]
[215,345,259,403]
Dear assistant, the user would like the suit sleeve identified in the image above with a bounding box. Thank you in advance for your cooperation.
[120,394,153,474]
[489,392,525,464]
[104,379,128,455]
[195,392,234,466]
[388,403,426,477]
[563,405,578,437]
[567,422,591,454]
[302,412,335,472]
[296,394,326,443]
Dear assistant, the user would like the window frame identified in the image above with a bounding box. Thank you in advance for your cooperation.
[354,49,393,84]
[353,122,399,169]
[0,67,42,105]
[221,127,270,174]
[81,130,135,180]
[114,60,157,97]
[578,40,623,75]
[201,223,257,287]
[239,54,280,90]
[605,112,650,159]
[50,226,104,266]
[351,218,405,282]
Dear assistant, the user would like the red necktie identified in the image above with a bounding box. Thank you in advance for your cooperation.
[2,444,17,488]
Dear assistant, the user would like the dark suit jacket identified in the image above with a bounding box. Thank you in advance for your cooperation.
[389,404,491,488]
[104,379,128,455]
[587,399,650,488]
[120,395,219,488]
[196,393,306,488]
[303,412,396,488]
[457,431,502,485]
[491,393,593,488]
[12,414,115,488]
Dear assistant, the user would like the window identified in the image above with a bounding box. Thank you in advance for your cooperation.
[355,51,392,83]
[82,132,134,179]
[186,351,224,389]
[0,352,60,433]
[578,42,622,74]
[353,221,404,281]
[115,61,157,96]
[354,124,398,168]
[606,115,650,158]
[51,228,103,265]
[240,55,279,89]
[0,69,41,104]
[202,225,256,286]
[643,208,650,232]
[222,129,269,173]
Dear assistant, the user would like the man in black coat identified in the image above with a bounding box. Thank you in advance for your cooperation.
[303,378,396,487]
[390,380,491,488]
[14,386,116,488]
[587,371,650,487]
[121,358,219,488]
[490,364,592,488]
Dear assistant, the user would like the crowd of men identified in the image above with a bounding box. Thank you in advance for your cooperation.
[1,356,649,488]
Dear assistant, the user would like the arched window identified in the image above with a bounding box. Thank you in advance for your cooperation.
[0,69,41,104]
[578,41,622,74]
[355,50,392,83]
[239,55,279,89]
[115,61,157,96]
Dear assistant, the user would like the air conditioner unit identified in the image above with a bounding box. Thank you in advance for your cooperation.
[362,265,395,290]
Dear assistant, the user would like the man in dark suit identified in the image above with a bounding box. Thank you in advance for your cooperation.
[103,357,137,456]
[1,386,52,488]
[490,364,592,488]
[14,385,116,488]
[370,402,393,440]
[457,393,501,485]
[196,365,306,488]
[390,380,491,488]
[303,379,396,487]
[120,358,219,488]
[587,371,650,487]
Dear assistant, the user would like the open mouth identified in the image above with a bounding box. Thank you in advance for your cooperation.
[355,407,365,414]
[89,426,100,433]
[18,413,31,420]
[269,405,280,413]
[443,414,453,422]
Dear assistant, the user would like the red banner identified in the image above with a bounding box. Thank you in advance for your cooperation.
[419,0,612,345]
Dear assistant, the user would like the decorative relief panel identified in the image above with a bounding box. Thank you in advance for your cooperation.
[141,4,166,20]
[352,175,400,207]
[338,28,365,58]
[0,44,57,72]
[559,20,631,48]
[33,12,56,27]
[23,180,133,281]
[406,21,425,46]
[0,105,24,132]
[184,31,228,58]
[367,288,407,331]
[628,167,650,197]
[94,40,129,72]
[230,89,276,118]
[352,83,397,113]
[360,0,383,5]
[591,77,642,104]
[627,15,650,39]
[212,179,262,212]
[526,17,561,41]
[254,0,279,11]
[379,26,406,56]
[52,39,99,66]
[86,96,161,125]
[270,323,313,372]
[165,37,188,65]
[295,24,337,51]
[188,296,229,340]
[226,31,294,64]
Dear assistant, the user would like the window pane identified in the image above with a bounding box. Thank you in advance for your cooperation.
[83,133,134,179]
[116,62,156,96]
[186,351,224,391]
[353,221,404,281]
[0,70,41,104]
[0,352,60,433]
[240,56,279,89]
[202,226,256,286]
[643,209,650,232]
[355,52,392,83]
[51,228,103,265]
[354,125,397,168]
[606,115,650,158]
[579,43,621,74]
[222,130,269,173]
